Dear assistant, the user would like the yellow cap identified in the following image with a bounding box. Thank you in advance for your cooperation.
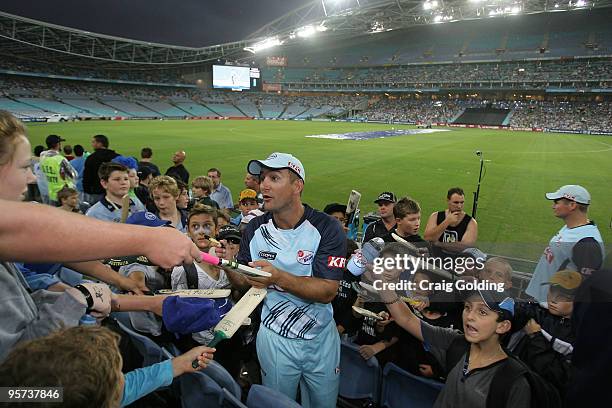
[239,189,257,202]
[548,270,582,292]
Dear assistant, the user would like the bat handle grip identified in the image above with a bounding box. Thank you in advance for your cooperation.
[190,332,226,369]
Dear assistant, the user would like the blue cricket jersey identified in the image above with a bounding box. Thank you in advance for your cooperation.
[238,205,347,339]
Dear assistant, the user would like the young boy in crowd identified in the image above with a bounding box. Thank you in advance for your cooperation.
[135,167,156,213]
[85,162,145,222]
[176,179,190,211]
[171,204,243,376]
[382,197,427,247]
[57,186,80,213]
[119,211,175,337]
[396,269,461,380]
[324,203,349,234]
[479,257,513,293]
[191,176,219,209]
[509,270,579,396]
[0,326,215,407]
[171,204,230,325]
[370,242,530,408]
[333,239,360,336]
[149,175,187,232]
[231,189,259,225]
[217,209,231,228]
[217,224,242,262]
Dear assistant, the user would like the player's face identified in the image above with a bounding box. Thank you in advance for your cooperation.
[448,194,465,213]
[552,199,575,219]
[259,168,301,213]
[396,212,421,236]
[188,213,217,250]
[378,201,394,218]
[102,171,129,199]
[152,188,177,214]
[0,136,36,201]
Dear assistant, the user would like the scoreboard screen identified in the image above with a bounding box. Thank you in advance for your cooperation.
[213,65,261,91]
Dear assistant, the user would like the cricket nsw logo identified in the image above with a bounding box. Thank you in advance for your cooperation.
[258,250,277,261]
[296,250,314,265]
[328,256,347,268]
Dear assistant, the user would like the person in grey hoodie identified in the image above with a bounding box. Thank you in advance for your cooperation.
[0,111,200,361]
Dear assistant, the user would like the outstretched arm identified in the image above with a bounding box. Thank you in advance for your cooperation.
[0,200,200,268]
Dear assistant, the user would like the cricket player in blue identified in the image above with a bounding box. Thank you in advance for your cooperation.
[228,152,347,407]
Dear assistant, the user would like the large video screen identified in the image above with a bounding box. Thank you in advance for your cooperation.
[213,65,251,90]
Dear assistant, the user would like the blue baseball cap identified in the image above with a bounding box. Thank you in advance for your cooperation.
[112,155,138,170]
[468,289,515,320]
[126,211,171,227]
[248,152,305,182]
[162,296,232,335]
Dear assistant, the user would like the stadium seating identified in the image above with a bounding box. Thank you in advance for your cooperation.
[200,360,242,401]
[380,363,444,408]
[178,371,225,408]
[112,313,168,367]
[339,340,381,404]
[222,388,248,408]
[246,385,302,408]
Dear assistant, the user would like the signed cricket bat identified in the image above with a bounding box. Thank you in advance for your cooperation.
[191,286,267,368]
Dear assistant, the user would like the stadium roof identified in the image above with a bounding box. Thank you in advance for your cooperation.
[247,0,612,50]
[1,1,611,67]
[0,11,248,66]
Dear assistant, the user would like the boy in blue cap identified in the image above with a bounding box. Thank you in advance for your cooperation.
[372,242,531,408]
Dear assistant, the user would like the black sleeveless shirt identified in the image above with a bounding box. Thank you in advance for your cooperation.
[436,211,472,243]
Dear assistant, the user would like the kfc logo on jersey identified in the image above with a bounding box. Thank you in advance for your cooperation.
[328,256,347,268]
[297,250,314,265]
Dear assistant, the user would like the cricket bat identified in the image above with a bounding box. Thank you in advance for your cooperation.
[352,305,384,320]
[345,190,361,228]
[120,194,130,223]
[155,289,231,298]
[346,190,361,241]
[103,252,271,278]
[191,286,267,368]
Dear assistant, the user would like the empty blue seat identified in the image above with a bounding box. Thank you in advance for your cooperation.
[339,339,381,404]
[222,387,248,408]
[179,371,224,408]
[246,384,302,408]
[201,359,242,400]
[380,363,444,408]
[112,313,166,367]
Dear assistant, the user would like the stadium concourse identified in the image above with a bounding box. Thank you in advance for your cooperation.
[0,2,610,408]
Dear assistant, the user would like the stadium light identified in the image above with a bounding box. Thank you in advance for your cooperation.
[574,0,587,7]
[297,25,317,37]
[244,36,283,53]
[423,1,438,11]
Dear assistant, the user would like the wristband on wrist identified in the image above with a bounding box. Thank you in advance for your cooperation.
[384,297,401,305]
[74,284,94,313]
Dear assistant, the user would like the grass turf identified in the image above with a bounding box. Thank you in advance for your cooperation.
[26,119,612,260]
